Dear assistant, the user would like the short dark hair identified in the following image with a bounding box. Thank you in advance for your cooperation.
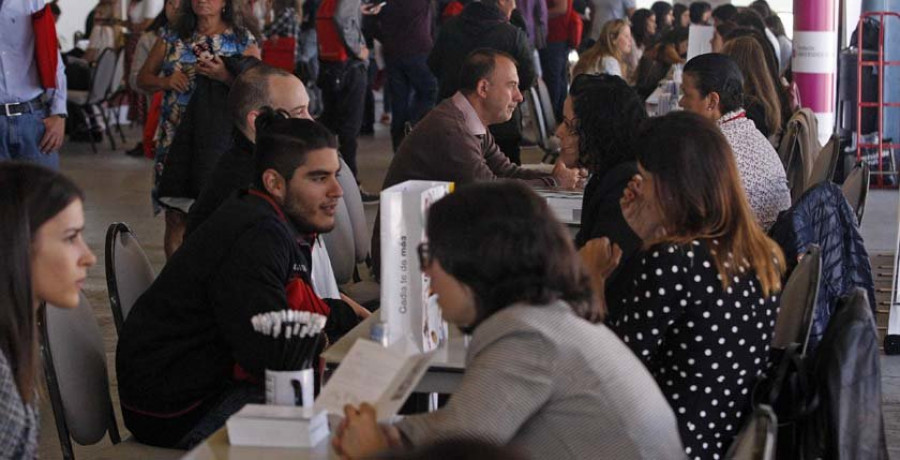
[228,64,296,131]
[458,48,517,95]
[689,1,711,24]
[568,73,647,175]
[712,4,737,23]
[732,8,767,34]
[749,0,773,19]
[683,53,745,114]
[425,181,595,326]
[764,14,786,37]
[253,108,338,187]
[0,163,83,404]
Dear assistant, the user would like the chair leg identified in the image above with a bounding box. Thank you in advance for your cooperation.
[82,106,97,155]
[99,104,117,150]
[112,101,127,143]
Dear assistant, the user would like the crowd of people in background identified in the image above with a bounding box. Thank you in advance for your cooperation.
[8,0,871,459]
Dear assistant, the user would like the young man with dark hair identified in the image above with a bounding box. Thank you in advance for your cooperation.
[116,115,360,450]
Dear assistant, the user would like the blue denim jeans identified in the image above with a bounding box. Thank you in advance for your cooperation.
[539,42,570,121]
[0,108,59,170]
[386,54,437,151]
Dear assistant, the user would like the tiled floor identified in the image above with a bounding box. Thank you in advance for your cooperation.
[37,120,900,459]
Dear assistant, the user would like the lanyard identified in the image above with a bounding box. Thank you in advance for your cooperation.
[721,112,747,125]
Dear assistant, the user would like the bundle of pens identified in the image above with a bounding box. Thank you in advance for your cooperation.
[251,310,328,371]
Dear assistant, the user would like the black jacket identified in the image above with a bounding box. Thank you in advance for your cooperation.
[185,131,255,237]
[116,190,358,415]
[769,182,876,350]
[810,288,888,459]
[157,57,260,201]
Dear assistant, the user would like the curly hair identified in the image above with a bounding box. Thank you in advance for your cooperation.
[568,73,647,176]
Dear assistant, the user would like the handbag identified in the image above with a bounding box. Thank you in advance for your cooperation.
[32,4,59,89]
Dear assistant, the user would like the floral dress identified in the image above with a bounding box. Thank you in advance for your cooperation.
[152,27,256,213]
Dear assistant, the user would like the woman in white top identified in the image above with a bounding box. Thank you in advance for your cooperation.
[679,53,790,230]
[333,182,685,460]
[573,19,632,79]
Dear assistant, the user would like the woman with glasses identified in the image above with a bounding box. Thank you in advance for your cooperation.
[333,181,685,460]
[555,74,647,297]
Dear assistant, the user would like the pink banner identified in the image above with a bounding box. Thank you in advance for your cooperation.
[793,73,835,113]
[794,0,835,32]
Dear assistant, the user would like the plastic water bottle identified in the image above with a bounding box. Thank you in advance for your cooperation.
[370,320,390,347]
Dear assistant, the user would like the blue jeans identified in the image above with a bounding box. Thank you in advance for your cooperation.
[386,54,437,151]
[539,42,569,121]
[0,109,59,170]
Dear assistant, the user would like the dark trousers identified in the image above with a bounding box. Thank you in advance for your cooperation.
[386,54,437,151]
[539,41,569,120]
[319,60,367,176]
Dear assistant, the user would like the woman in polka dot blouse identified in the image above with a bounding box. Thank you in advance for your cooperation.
[581,112,785,460]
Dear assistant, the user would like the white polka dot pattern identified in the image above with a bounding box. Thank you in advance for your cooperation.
[609,240,780,459]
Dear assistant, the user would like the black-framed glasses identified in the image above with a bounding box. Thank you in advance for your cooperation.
[417,242,433,269]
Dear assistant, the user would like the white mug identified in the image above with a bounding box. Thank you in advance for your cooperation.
[265,368,314,407]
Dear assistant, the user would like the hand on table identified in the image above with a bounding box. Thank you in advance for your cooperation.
[551,160,584,190]
[333,403,401,459]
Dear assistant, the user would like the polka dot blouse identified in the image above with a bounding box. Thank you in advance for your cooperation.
[607,239,780,460]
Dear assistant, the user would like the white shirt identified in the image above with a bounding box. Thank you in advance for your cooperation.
[128,0,164,23]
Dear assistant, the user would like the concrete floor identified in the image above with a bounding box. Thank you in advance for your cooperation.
[36,117,900,458]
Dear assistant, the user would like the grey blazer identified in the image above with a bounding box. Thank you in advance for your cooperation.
[396,301,686,459]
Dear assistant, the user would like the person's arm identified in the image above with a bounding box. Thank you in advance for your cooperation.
[40,47,68,153]
[396,332,554,444]
[209,221,297,377]
[513,29,536,90]
[607,247,690,363]
[481,133,578,187]
[138,37,189,93]
[334,0,366,59]
[623,0,635,18]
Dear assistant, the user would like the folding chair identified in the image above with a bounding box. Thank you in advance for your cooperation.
[106,48,129,145]
[321,158,380,306]
[771,245,822,355]
[40,293,180,459]
[535,79,561,163]
[105,223,156,334]
[805,134,841,191]
[67,48,117,153]
[841,161,870,223]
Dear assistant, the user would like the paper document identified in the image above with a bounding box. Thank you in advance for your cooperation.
[315,339,437,420]
[534,188,583,225]
[687,25,714,61]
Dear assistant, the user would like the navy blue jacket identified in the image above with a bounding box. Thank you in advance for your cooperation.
[769,182,876,349]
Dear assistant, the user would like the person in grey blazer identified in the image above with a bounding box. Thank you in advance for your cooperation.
[334,181,685,459]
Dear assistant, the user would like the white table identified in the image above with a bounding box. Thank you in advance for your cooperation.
[181,427,335,460]
[321,309,467,394]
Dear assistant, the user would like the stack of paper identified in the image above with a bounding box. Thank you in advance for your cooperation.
[226,404,329,448]
[535,188,583,225]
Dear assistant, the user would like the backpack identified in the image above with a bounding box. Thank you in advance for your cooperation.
[316,0,349,62]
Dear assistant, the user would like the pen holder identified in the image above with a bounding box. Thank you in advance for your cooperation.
[265,368,314,407]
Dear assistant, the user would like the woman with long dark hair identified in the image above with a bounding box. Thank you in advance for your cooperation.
[138,0,259,259]
[651,1,673,34]
[556,74,646,269]
[583,111,785,459]
[0,163,97,457]
[679,53,790,230]
[334,181,685,460]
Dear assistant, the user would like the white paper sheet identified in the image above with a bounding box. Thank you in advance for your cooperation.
[687,25,714,61]
[314,339,437,420]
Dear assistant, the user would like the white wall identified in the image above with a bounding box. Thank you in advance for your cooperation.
[56,0,100,52]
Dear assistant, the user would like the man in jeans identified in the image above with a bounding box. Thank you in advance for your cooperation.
[317,0,381,201]
[374,0,437,151]
[0,0,67,169]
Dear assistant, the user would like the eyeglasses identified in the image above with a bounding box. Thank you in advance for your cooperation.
[417,242,433,269]
[560,115,577,134]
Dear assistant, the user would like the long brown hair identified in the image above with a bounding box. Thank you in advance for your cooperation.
[723,36,783,136]
[0,164,83,404]
[637,112,785,296]
[573,19,630,78]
